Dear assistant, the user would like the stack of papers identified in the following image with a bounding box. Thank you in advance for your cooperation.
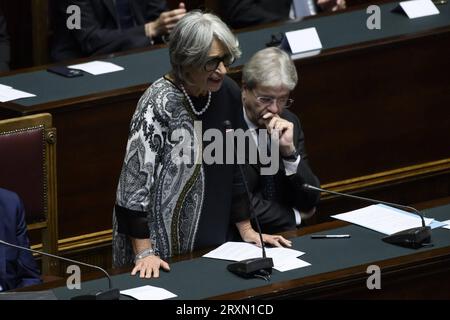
[441,220,450,230]
[120,285,177,300]
[68,61,124,75]
[0,84,35,102]
[203,242,311,272]
[331,204,438,235]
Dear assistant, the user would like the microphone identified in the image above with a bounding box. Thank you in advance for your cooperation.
[0,239,120,300]
[301,184,432,249]
[223,120,274,280]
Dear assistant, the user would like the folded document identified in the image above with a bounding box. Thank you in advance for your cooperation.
[203,242,311,272]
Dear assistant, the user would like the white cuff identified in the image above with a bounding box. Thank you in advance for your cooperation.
[283,156,300,176]
[293,208,302,226]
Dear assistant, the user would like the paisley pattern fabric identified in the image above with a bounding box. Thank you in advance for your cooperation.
[113,77,204,266]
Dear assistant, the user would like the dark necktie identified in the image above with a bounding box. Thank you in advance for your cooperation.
[259,135,278,201]
[115,0,134,30]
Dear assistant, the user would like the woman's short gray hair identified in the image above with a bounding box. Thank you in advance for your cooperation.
[169,11,241,83]
[242,47,298,91]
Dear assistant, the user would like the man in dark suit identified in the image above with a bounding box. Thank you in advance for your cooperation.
[0,188,41,291]
[51,0,186,62]
[232,47,320,234]
[220,0,346,29]
[0,9,10,72]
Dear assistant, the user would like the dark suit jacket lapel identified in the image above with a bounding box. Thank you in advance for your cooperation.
[102,0,119,25]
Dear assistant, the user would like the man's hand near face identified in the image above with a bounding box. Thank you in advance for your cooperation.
[262,112,296,156]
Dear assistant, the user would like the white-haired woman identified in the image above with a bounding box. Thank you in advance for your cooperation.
[113,11,291,278]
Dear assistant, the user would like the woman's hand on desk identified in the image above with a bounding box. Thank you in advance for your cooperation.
[236,220,292,248]
[247,232,292,248]
[131,255,170,279]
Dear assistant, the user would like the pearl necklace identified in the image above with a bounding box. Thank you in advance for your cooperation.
[180,84,211,116]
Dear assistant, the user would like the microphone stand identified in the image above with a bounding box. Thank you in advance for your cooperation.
[0,240,120,300]
[302,184,432,249]
[224,120,274,280]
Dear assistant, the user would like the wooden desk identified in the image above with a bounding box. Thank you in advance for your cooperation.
[17,198,450,300]
[1,2,449,271]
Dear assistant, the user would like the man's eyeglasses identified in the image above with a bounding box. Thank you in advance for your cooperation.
[204,54,235,72]
[251,90,294,109]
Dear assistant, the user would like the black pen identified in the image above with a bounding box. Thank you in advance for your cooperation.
[310,234,351,239]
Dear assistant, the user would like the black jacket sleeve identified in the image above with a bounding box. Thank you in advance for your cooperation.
[220,0,291,29]
[115,205,150,239]
[52,0,167,60]
[0,10,10,72]
[250,191,297,233]
[286,111,320,212]
[69,0,150,56]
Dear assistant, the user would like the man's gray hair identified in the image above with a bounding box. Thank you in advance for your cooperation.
[169,11,241,83]
[242,47,298,91]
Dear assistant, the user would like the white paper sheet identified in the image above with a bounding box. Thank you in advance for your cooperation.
[203,242,308,272]
[120,285,177,300]
[399,0,439,19]
[331,204,434,235]
[266,246,305,259]
[291,49,321,60]
[0,84,36,102]
[285,27,322,54]
[273,257,311,272]
[441,220,450,230]
[68,61,124,75]
[429,220,448,229]
[203,242,261,261]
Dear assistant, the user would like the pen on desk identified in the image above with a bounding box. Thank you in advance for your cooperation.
[310,234,351,239]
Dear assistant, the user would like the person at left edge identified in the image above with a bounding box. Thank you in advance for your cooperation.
[0,188,42,292]
[113,11,292,279]
[51,0,186,62]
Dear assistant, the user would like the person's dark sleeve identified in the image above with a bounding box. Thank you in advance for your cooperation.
[231,167,296,233]
[0,10,10,72]
[115,205,150,239]
[15,198,42,288]
[220,0,287,29]
[250,192,297,233]
[143,0,168,21]
[286,114,320,212]
[65,0,151,56]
